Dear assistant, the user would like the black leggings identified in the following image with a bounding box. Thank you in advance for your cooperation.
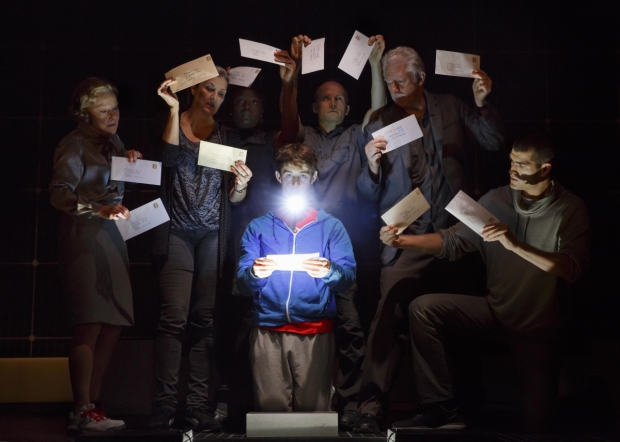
[155,229,218,411]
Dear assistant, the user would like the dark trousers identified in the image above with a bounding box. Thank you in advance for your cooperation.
[155,229,219,411]
[334,281,366,412]
[409,293,561,430]
[359,244,486,420]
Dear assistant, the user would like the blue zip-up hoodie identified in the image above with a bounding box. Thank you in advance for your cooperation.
[237,209,356,327]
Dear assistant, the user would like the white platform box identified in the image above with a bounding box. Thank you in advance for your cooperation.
[246,412,338,437]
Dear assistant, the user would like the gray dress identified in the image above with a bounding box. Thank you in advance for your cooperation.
[50,123,134,326]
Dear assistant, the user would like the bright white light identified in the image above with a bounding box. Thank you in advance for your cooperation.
[285,195,306,214]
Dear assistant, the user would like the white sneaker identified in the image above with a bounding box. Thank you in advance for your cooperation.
[67,403,126,432]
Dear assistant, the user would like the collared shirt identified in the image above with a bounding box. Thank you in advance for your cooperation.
[299,124,366,235]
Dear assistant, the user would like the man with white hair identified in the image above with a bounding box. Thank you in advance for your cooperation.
[354,46,504,432]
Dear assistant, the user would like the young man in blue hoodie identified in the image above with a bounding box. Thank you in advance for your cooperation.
[237,143,356,412]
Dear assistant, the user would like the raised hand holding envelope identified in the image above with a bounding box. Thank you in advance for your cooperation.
[239,39,285,66]
[371,114,423,152]
[197,141,247,172]
[435,50,481,78]
[115,198,170,241]
[165,54,219,93]
[445,190,500,236]
[228,67,262,87]
[381,188,430,234]
[338,30,375,79]
[110,157,162,186]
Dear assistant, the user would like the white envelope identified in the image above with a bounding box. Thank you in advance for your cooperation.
[197,141,247,172]
[381,188,430,234]
[302,38,325,75]
[371,114,423,152]
[338,30,375,80]
[228,66,262,87]
[239,39,285,66]
[445,190,500,236]
[266,253,320,272]
[435,50,481,78]
[110,157,162,186]
[115,198,170,241]
[165,54,219,93]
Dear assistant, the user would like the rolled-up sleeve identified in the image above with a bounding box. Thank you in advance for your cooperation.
[437,222,480,261]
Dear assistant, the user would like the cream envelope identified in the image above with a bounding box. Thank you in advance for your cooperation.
[197,141,247,172]
[165,54,219,93]
[381,188,430,234]
[338,30,374,79]
[435,50,480,78]
[228,66,262,87]
[110,157,161,186]
[445,190,500,236]
[239,39,285,66]
[115,198,170,241]
[371,114,423,152]
[302,38,325,75]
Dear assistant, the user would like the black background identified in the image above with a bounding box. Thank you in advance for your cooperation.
[0,0,618,404]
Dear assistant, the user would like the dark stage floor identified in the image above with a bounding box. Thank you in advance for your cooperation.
[1,414,618,442]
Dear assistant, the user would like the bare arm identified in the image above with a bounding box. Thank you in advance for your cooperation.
[158,79,180,145]
[482,223,574,281]
[362,35,387,130]
[380,225,444,255]
[276,35,310,146]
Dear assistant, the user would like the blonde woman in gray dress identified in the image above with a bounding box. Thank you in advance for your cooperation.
[50,77,142,433]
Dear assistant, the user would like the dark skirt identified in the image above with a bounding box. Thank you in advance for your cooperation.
[58,213,134,326]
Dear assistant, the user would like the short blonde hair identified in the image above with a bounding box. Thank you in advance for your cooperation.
[70,77,118,124]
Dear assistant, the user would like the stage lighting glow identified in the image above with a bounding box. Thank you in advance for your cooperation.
[285,195,306,214]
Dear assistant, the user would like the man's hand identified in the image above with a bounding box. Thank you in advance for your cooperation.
[126,150,142,163]
[481,223,518,251]
[252,258,277,278]
[98,204,131,220]
[157,79,180,110]
[380,225,402,248]
[472,69,492,107]
[368,35,385,65]
[365,137,387,175]
[276,50,297,84]
[290,34,311,61]
[302,257,331,278]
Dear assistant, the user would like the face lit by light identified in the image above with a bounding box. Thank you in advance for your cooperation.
[86,92,119,135]
[275,162,318,210]
[285,194,307,214]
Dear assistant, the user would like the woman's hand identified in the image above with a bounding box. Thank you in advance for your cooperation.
[98,204,131,220]
[276,50,297,84]
[126,150,142,163]
[230,161,253,191]
[157,79,179,110]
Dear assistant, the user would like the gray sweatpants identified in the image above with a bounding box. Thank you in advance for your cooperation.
[249,327,334,412]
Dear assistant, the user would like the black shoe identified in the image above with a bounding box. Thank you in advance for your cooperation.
[214,402,228,423]
[339,410,360,431]
[184,407,222,432]
[353,413,381,434]
[391,404,465,430]
[148,407,175,430]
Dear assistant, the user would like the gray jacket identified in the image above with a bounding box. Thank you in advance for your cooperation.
[358,90,504,263]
